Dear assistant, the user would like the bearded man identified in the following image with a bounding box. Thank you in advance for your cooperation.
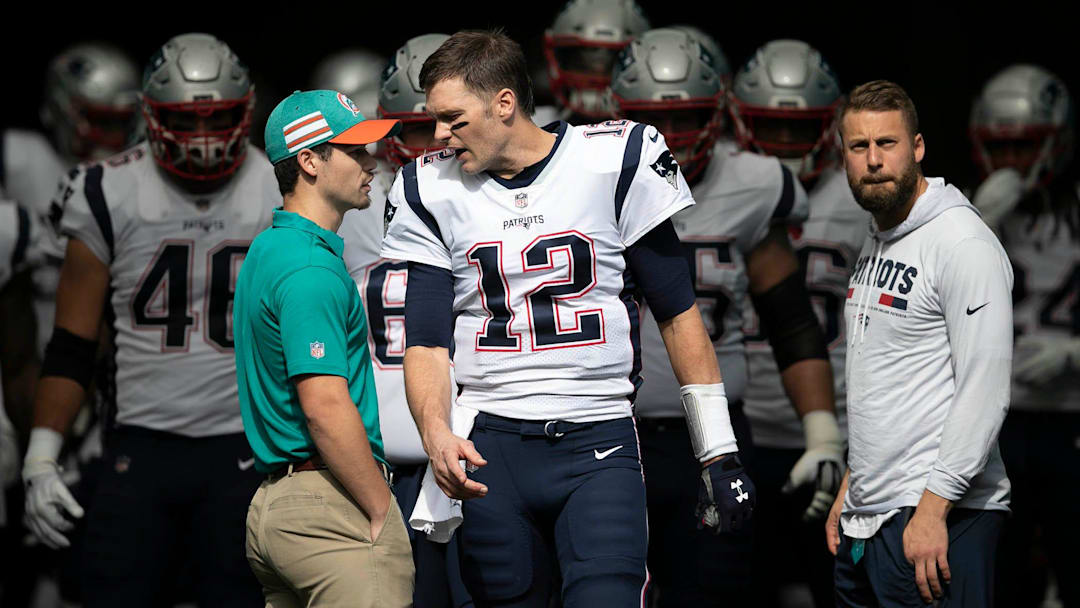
[825,80,1013,608]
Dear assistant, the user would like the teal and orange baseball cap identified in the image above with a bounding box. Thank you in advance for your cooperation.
[264,89,401,164]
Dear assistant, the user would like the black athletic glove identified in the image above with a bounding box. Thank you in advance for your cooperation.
[696,454,755,534]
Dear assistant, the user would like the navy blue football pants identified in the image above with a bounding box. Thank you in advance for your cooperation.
[636,401,755,607]
[459,412,649,607]
[80,425,263,607]
[835,506,1005,607]
[393,462,475,608]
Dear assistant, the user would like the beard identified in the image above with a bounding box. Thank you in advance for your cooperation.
[849,159,921,216]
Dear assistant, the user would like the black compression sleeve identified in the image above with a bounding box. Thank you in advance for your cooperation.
[625,219,696,322]
[404,262,454,349]
[40,327,98,389]
[750,270,828,371]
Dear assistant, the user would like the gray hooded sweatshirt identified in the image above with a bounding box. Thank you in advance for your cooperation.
[841,177,1013,539]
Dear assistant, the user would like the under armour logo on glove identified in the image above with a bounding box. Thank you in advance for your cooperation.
[696,455,755,534]
[731,479,750,503]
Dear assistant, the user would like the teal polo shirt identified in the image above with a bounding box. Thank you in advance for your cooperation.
[234,208,385,473]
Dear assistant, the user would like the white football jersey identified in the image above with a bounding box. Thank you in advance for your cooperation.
[2,129,74,355]
[1001,189,1080,412]
[0,199,42,288]
[382,120,694,422]
[339,159,429,465]
[1,198,42,480]
[636,140,809,418]
[58,142,279,437]
[744,167,869,447]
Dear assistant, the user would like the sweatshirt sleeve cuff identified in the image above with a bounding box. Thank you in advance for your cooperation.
[926,463,969,502]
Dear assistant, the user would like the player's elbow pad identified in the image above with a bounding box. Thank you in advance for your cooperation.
[751,271,827,371]
[40,327,97,389]
[405,262,454,349]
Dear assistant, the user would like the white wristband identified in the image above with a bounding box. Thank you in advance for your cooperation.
[801,410,844,450]
[679,383,737,462]
[24,427,64,467]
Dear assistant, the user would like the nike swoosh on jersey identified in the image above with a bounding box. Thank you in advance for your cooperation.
[594,446,623,460]
[966,302,990,315]
[648,131,658,142]
[237,458,256,471]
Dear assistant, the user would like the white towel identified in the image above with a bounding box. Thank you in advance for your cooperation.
[408,405,479,543]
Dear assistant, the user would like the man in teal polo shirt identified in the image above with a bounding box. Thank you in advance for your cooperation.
[234,89,413,607]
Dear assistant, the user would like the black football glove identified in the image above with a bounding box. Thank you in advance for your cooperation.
[696,454,755,534]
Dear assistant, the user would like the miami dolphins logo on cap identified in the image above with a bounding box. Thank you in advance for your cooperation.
[337,92,360,117]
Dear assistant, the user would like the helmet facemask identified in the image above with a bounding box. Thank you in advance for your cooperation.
[730,100,841,182]
[970,124,1069,187]
[544,35,627,119]
[51,96,138,160]
[142,92,253,182]
[378,106,443,169]
[616,97,723,182]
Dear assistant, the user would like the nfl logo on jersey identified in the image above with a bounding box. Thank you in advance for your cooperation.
[310,341,325,359]
[515,192,528,208]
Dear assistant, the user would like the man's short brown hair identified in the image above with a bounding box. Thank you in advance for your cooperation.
[419,29,536,116]
[273,142,333,196]
[840,80,919,138]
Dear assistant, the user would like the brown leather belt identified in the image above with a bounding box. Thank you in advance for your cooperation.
[268,455,392,484]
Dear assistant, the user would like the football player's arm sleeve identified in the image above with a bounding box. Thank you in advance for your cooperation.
[926,237,1013,502]
[751,271,829,371]
[625,219,696,322]
[277,267,352,379]
[58,165,112,266]
[751,164,809,248]
[405,262,454,349]
[617,125,696,247]
[380,165,452,270]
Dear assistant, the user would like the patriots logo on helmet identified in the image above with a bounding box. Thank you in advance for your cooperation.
[337,92,361,117]
[651,150,680,190]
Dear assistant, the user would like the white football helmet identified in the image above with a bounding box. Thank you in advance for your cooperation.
[310,49,385,121]
[141,33,254,182]
[41,43,140,161]
[611,28,725,182]
[729,39,842,182]
[970,64,1074,187]
[377,34,450,169]
[543,0,650,120]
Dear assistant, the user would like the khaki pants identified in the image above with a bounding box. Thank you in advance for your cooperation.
[246,468,414,607]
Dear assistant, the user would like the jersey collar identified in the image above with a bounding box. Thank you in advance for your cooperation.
[486,121,568,190]
[271,208,345,257]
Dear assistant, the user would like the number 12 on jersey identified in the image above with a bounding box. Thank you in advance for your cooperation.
[467,230,604,352]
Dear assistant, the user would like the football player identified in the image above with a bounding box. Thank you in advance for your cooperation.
[20,33,278,607]
[612,30,841,606]
[3,43,140,354]
[543,0,650,124]
[382,29,754,605]
[730,39,868,607]
[1,199,42,527]
[969,64,1080,608]
[336,32,473,608]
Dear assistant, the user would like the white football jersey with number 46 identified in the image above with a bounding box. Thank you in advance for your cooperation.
[57,142,279,437]
[382,120,693,422]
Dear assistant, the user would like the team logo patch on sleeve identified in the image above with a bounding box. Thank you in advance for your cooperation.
[310,341,325,359]
[651,150,680,190]
[383,198,397,236]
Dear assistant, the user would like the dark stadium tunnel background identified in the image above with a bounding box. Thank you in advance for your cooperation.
[1,1,1073,190]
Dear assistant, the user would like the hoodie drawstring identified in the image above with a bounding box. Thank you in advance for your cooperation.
[852,238,883,347]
